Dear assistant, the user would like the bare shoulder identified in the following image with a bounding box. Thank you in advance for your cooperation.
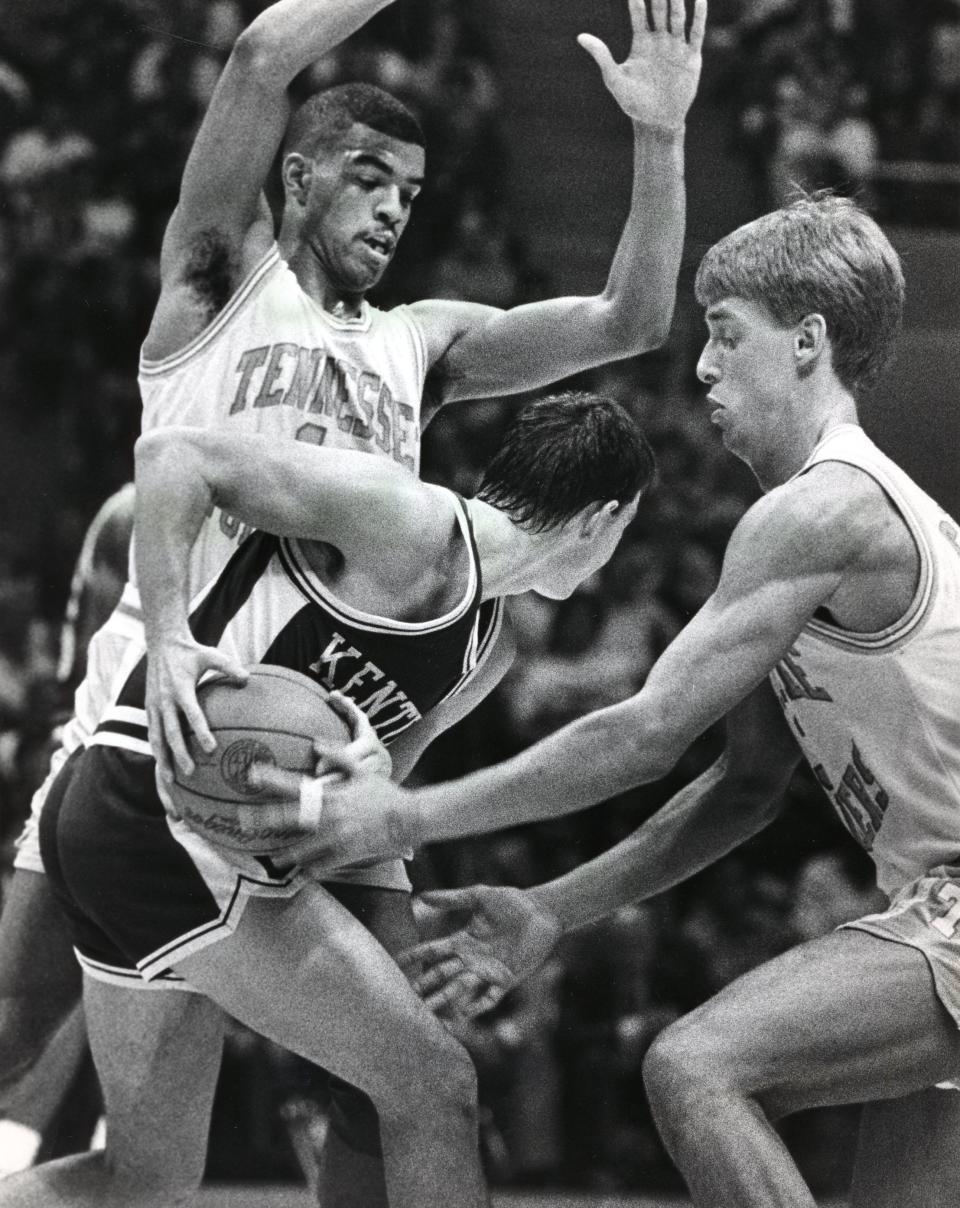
[142,203,275,363]
[729,465,885,578]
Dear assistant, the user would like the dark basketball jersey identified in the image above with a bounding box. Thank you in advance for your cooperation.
[91,491,503,758]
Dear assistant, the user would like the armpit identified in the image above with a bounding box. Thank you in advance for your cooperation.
[182,228,239,323]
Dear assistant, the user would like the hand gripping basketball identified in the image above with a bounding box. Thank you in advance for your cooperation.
[165,665,354,856]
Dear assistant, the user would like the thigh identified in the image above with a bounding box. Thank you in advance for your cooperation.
[0,868,82,1086]
[676,927,960,1115]
[174,883,461,1105]
[324,883,417,957]
[852,1086,960,1208]
[83,977,225,1184]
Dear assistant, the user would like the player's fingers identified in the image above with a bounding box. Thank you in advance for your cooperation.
[650,0,669,33]
[313,741,361,779]
[417,886,487,912]
[689,0,707,48]
[576,33,617,79]
[177,691,215,755]
[247,763,301,799]
[463,983,505,1018]
[423,969,485,1015]
[325,690,367,735]
[162,703,195,777]
[626,0,648,35]
[411,953,465,996]
[208,652,249,686]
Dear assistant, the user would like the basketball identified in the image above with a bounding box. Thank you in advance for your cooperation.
[168,664,352,855]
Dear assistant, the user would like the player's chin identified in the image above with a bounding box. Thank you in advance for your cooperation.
[534,581,575,602]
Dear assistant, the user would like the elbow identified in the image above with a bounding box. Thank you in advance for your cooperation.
[228,23,287,83]
[134,428,201,479]
[593,289,677,359]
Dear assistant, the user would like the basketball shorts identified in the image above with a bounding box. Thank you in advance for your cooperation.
[842,866,960,1090]
[40,743,409,989]
[14,621,135,874]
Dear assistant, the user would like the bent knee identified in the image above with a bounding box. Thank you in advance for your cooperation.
[643,1017,746,1105]
[381,1030,478,1123]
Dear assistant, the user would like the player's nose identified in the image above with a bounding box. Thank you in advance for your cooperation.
[375,185,404,225]
[696,345,718,384]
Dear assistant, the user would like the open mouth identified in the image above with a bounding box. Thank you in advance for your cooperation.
[361,232,394,262]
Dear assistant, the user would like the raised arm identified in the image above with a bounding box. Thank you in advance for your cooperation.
[413,0,707,412]
[144,0,397,359]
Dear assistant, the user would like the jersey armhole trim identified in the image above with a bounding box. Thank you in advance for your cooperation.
[139,244,283,378]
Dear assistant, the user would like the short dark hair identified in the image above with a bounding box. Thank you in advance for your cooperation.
[477,391,655,532]
[695,193,905,393]
[284,82,425,157]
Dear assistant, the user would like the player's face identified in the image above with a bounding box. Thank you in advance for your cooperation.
[303,124,424,293]
[537,491,643,600]
[696,298,800,480]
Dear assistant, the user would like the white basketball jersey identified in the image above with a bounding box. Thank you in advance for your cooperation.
[770,425,960,894]
[138,242,427,593]
[23,245,429,858]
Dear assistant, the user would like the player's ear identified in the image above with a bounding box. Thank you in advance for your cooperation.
[580,498,620,537]
[282,153,312,205]
[795,313,828,370]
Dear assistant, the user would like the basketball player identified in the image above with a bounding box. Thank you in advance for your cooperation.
[279,194,960,1208]
[0,390,654,1208]
[0,0,705,1196]
[0,485,132,1174]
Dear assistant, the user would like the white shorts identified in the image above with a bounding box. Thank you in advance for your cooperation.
[842,866,960,1090]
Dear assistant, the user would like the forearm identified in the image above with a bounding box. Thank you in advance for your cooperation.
[528,759,780,932]
[133,434,214,645]
[601,125,686,349]
[406,697,677,844]
[243,0,398,83]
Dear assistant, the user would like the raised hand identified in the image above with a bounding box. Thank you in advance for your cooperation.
[398,885,562,1019]
[579,0,707,130]
[144,634,248,810]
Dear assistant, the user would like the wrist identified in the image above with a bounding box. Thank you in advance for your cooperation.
[632,120,685,142]
[527,884,566,939]
[393,789,423,851]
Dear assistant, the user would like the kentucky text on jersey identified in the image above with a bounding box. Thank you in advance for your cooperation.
[229,343,416,467]
[308,632,421,740]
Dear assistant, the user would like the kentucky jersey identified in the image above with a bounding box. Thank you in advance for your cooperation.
[770,425,960,895]
[92,494,502,760]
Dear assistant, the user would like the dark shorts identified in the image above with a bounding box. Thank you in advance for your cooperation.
[41,744,414,1154]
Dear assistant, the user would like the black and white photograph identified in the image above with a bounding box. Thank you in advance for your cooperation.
[1,1,959,1205]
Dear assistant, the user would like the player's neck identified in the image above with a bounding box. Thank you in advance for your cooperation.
[468,500,548,600]
[755,386,860,491]
[281,241,366,318]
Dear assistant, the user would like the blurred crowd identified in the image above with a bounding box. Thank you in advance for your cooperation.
[708,0,960,224]
[0,0,955,1195]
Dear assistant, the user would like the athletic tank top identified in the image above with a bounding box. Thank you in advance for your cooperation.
[137,241,428,602]
[58,245,429,762]
[91,493,503,758]
[769,424,960,894]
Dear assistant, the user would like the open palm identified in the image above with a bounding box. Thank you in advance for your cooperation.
[579,0,707,129]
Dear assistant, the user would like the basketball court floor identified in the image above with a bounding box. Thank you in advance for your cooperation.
[194,1186,845,1207]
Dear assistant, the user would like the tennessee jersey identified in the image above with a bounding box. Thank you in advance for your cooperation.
[770,425,960,895]
[138,243,427,594]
